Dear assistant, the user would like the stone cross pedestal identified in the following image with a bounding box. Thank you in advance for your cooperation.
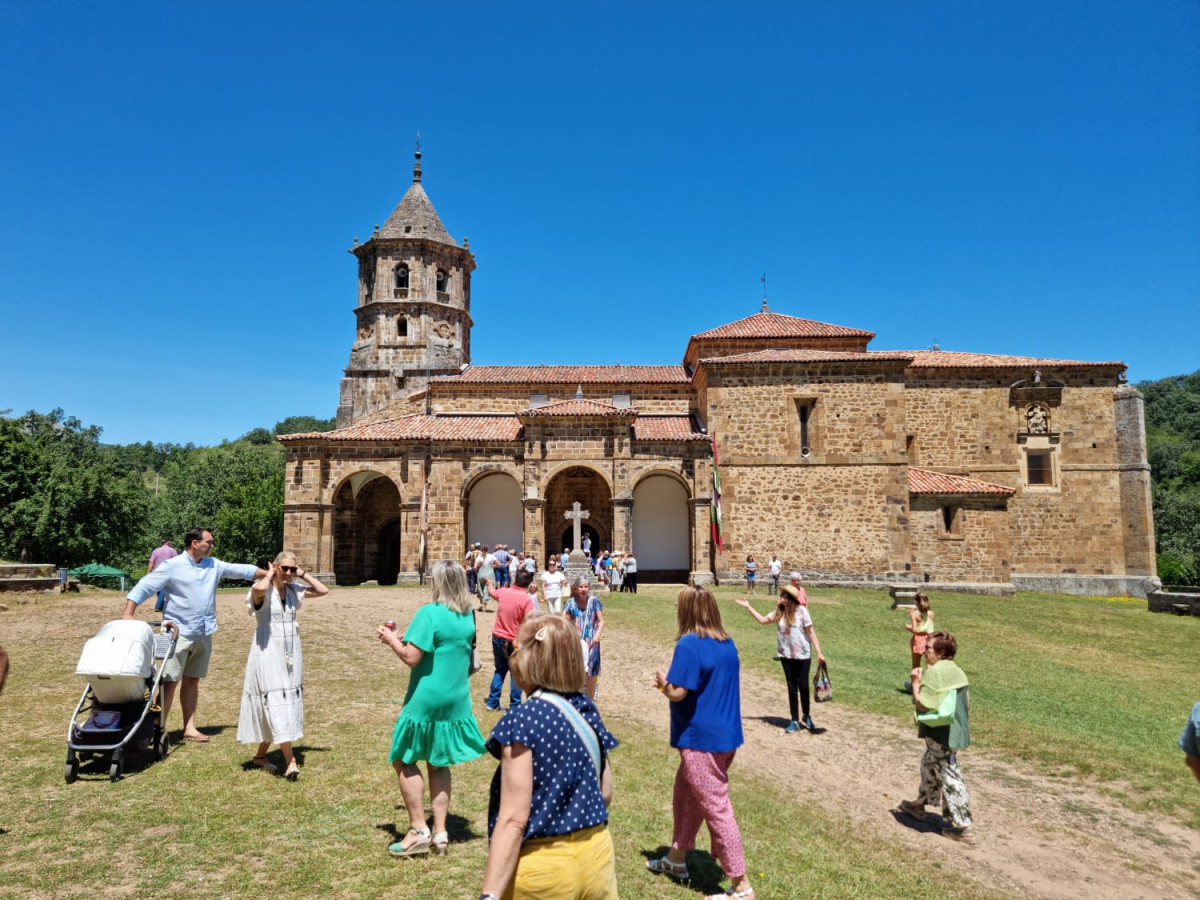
[563,501,594,590]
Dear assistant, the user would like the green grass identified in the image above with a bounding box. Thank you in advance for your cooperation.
[0,585,1003,899]
[607,584,1200,827]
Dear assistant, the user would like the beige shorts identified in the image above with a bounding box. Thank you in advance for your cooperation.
[163,633,213,681]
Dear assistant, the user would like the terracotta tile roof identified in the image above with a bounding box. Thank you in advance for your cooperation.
[908,467,1015,496]
[278,414,520,443]
[632,416,709,441]
[902,350,1125,369]
[692,310,874,341]
[434,365,691,384]
[520,399,637,418]
[701,348,915,366]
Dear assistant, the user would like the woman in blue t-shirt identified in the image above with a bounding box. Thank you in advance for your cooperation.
[480,614,619,900]
[649,586,753,900]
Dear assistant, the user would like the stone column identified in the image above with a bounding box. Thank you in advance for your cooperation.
[398,499,422,584]
[690,496,715,585]
[612,496,633,554]
[523,497,545,566]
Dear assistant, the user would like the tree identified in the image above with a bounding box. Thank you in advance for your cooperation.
[274,415,336,435]
[0,410,148,567]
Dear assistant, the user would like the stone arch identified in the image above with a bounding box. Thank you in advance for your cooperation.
[632,472,691,582]
[540,460,613,495]
[466,471,523,550]
[332,471,403,585]
[544,465,613,559]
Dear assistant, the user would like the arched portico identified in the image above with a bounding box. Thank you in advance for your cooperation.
[332,471,402,585]
[543,466,613,559]
[632,472,692,582]
[465,471,523,549]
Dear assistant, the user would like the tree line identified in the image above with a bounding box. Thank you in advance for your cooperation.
[2,373,1198,585]
[0,410,333,577]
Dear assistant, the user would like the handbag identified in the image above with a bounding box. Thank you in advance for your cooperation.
[468,611,484,675]
[813,660,833,702]
[915,687,956,727]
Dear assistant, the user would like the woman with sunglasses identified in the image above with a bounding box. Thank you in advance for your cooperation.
[237,551,329,780]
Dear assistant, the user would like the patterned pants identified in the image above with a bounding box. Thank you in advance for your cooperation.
[672,748,746,879]
[916,738,972,829]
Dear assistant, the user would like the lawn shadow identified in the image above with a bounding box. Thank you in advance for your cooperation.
[750,714,792,731]
[376,812,480,847]
[169,724,229,742]
[642,846,727,896]
[236,744,329,774]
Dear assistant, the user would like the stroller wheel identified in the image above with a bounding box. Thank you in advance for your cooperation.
[155,733,170,761]
[109,756,124,782]
[65,760,79,784]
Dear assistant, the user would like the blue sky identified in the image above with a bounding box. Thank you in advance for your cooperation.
[2,1,1197,446]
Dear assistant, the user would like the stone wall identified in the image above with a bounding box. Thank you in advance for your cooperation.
[908,497,1011,582]
[430,385,693,415]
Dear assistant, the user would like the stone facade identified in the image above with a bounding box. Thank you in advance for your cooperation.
[281,156,1157,597]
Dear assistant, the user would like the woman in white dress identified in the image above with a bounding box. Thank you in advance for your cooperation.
[238,551,329,780]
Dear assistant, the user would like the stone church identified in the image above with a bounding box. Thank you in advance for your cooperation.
[280,151,1156,597]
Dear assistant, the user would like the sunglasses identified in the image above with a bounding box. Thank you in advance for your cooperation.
[279,566,299,574]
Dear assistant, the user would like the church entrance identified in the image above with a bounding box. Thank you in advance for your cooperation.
[332,473,402,585]
[632,474,691,583]
[543,467,612,563]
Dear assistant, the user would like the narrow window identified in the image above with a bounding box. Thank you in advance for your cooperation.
[436,269,449,299]
[394,264,409,297]
[1027,450,1053,486]
[794,399,815,457]
[397,316,408,338]
[938,504,964,539]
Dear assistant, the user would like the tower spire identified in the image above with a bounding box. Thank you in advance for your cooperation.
[761,271,769,312]
[413,132,422,183]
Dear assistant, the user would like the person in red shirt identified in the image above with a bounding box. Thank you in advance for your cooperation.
[485,569,535,711]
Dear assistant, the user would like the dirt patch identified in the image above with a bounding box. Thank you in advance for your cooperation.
[596,610,1200,899]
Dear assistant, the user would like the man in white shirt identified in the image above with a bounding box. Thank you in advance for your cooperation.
[768,554,783,593]
[122,527,267,742]
[539,556,568,614]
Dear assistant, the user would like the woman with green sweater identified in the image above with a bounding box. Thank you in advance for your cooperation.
[898,630,975,844]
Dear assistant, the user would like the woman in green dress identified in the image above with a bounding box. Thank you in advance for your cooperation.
[377,559,486,857]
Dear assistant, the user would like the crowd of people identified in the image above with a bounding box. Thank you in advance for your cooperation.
[118,534,1200,896]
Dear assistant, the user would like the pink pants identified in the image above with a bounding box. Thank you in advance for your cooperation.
[671,748,746,879]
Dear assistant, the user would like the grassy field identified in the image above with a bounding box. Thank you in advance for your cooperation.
[0,581,1196,898]
[0,584,1009,900]
[607,583,1200,827]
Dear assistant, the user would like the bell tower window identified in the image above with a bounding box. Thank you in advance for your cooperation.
[394,264,409,298]
[397,316,408,338]
[436,269,450,300]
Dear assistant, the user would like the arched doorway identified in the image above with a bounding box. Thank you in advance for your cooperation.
[632,474,690,583]
[466,472,522,549]
[332,472,402,585]
[543,467,612,564]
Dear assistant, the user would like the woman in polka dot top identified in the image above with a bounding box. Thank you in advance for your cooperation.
[480,615,620,900]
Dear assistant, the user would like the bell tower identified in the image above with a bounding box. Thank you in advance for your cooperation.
[337,142,476,427]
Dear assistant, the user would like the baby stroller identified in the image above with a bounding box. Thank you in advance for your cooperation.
[65,618,178,782]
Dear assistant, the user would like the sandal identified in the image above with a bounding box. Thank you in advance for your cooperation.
[898,799,926,821]
[285,760,300,782]
[389,827,431,856]
[251,756,278,775]
[432,831,449,855]
[942,826,977,844]
[646,856,689,881]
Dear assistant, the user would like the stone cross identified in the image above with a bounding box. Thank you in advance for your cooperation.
[564,501,590,552]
